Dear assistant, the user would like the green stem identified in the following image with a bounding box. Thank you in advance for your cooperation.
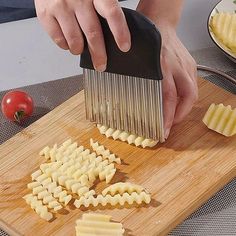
[14,110,25,123]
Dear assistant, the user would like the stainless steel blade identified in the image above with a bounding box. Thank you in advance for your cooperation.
[83,69,164,142]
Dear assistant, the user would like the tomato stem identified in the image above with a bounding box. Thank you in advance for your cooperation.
[14,110,25,123]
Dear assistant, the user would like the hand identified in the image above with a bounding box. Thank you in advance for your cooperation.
[159,26,198,138]
[136,0,198,139]
[34,0,131,71]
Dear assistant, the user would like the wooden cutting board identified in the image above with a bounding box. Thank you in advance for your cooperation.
[0,78,235,236]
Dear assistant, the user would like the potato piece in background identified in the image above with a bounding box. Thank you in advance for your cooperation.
[210,12,236,53]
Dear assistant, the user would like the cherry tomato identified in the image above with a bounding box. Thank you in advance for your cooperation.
[1,90,34,122]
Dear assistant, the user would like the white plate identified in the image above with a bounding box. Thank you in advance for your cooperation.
[208,0,236,63]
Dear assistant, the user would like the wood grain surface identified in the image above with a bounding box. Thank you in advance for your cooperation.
[0,78,235,236]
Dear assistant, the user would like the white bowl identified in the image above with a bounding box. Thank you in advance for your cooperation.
[208,0,236,63]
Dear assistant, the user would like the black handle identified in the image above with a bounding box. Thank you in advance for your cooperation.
[80,8,162,80]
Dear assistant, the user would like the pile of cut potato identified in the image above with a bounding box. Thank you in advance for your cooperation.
[210,12,236,54]
[23,138,151,235]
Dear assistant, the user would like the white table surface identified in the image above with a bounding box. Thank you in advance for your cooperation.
[0,0,219,92]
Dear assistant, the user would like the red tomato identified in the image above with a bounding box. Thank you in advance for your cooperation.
[1,90,34,122]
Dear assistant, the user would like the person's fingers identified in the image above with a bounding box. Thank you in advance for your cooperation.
[54,9,84,55]
[76,1,107,71]
[186,57,198,88]
[94,0,131,52]
[161,64,178,139]
[192,62,198,87]
[180,46,198,88]
[35,1,69,50]
[173,70,198,125]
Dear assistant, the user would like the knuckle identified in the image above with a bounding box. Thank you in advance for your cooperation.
[67,34,82,44]
[86,28,101,41]
[36,7,47,18]
[106,3,121,18]
[54,0,67,9]
[76,0,87,8]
